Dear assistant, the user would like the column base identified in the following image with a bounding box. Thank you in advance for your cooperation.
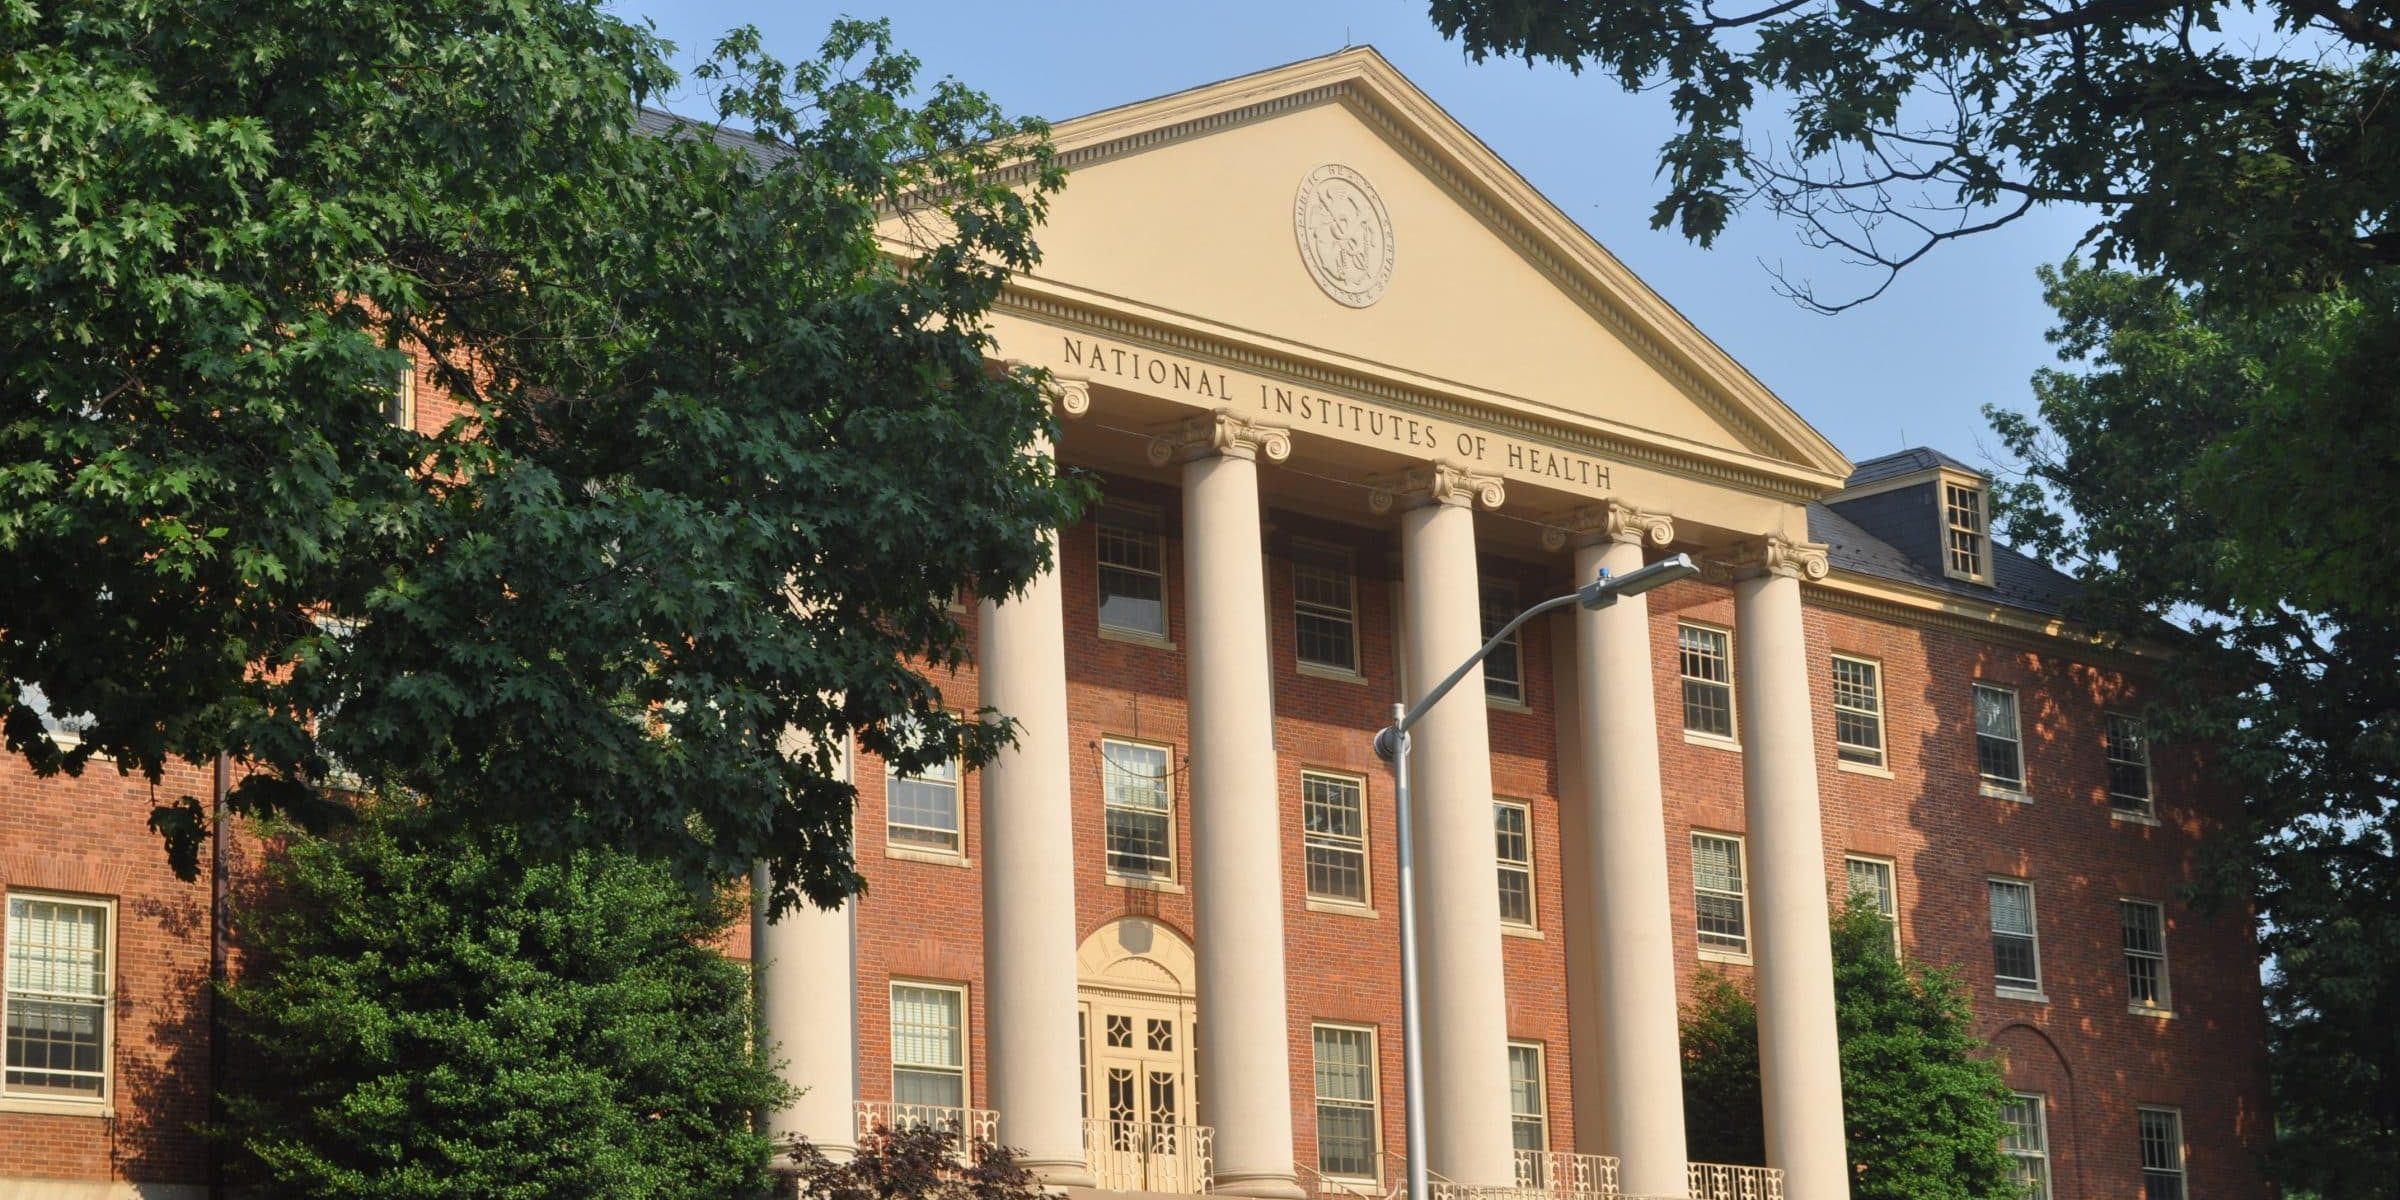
[1025,1159,1101,1190]
[1211,1170,1308,1200]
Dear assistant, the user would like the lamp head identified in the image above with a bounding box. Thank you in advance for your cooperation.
[1578,552,1700,609]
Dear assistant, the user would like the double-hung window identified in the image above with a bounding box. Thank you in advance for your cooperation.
[4,893,113,1101]
[1844,855,1899,955]
[2000,1093,2051,1200]
[885,716,961,856]
[386,362,416,430]
[1102,739,1175,880]
[2107,714,2155,817]
[1974,684,2025,792]
[2139,1108,2187,1200]
[1292,545,1360,674]
[1508,1043,1548,1177]
[890,983,967,1113]
[1096,506,1167,639]
[1831,655,1885,767]
[1944,481,1989,582]
[2122,899,2171,1012]
[1679,624,1735,740]
[1480,581,1525,704]
[1494,800,1535,928]
[1989,878,2042,995]
[1302,771,1368,905]
[1312,1025,1380,1181]
[1692,833,1750,956]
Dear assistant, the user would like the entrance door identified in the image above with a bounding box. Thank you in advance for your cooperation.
[1083,992,1202,1191]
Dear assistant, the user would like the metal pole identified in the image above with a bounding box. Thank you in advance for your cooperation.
[1387,701,1430,1200]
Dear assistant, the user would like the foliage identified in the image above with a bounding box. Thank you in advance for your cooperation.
[219,806,787,1199]
[1990,262,2400,1198]
[782,1127,1045,1200]
[1681,903,2017,1199]
[1429,0,2400,308]
[0,1,1077,911]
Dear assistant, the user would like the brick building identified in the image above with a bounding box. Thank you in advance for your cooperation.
[1,49,2267,1200]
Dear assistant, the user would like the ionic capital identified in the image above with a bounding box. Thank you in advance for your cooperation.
[1038,372,1092,419]
[1733,535,1832,582]
[1368,462,1505,514]
[1144,409,1292,465]
[1538,502,1676,552]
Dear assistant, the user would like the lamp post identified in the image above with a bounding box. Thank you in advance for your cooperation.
[1372,552,1698,1200]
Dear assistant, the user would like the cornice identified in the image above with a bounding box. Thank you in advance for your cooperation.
[1806,570,2164,665]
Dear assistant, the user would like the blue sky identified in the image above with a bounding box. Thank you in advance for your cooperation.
[611,1,2097,472]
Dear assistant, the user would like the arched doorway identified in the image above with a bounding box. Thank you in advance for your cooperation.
[1077,917,1206,1191]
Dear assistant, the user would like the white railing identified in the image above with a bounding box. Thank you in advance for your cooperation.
[854,1100,1000,1150]
[1513,1150,1622,1199]
[1085,1118,1216,1193]
[1428,1168,1551,1200]
[1685,1163,1783,1200]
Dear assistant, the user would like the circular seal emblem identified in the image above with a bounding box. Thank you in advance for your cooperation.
[1293,164,1395,307]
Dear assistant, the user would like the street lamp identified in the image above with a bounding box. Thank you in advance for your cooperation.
[1371,552,1698,1200]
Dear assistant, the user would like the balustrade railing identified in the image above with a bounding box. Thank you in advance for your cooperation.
[1511,1150,1621,1199]
[1684,1163,1783,1200]
[1085,1118,1216,1194]
[854,1100,1000,1152]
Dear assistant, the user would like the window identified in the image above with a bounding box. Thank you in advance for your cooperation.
[1844,856,1899,955]
[2123,900,2171,1011]
[2000,1093,2051,1200]
[1692,833,1749,956]
[1974,684,2024,791]
[1312,1025,1379,1181]
[1096,506,1167,638]
[890,983,967,1110]
[386,362,416,430]
[1480,581,1524,704]
[1679,624,1735,739]
[1989,879,2042,994]
[885,716,961,855]
[1508,1043,1548,1174]
[1302,771,1368,905]
[2107,714,2154,816]
[1944,481,1988,581]
[1102,740,1175,880]
[2139,1107,2186,1200]
[12,682,92,747]
[1494,800,1535,928]
[1831,656,1885,767]
[1292,545,1359,674]
[4,894,111,1101]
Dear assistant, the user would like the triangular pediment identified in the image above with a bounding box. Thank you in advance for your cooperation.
[988,48,1851,492]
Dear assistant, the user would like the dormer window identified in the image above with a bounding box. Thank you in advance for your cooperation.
[1943,481,1990,583]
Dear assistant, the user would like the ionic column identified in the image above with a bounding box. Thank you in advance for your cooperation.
[1546,504,1689,1197]
[980,421,1095,1187]
[1150,413,1304,1200]
[1376,464,1517,1189]
[1733,535,1849,1200]
[757,740,856,1161]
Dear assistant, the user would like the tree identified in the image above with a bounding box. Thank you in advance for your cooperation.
[783,1126,1046,1200]
[1990,262,2400,1198]
[1681,903,2019,1199]
[1428,0,2400,309]
[218,806,787,1199]
[0,3,1076,911]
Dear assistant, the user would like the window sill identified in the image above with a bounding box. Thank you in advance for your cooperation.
[1485,695,1532,714]
[1995,986,2050,1004]
[1098,626,1177,652]
[1501,923,1544,940]
[1683,730,1742,754]
[1979,782,2033,804]
[0,1094,113,1118]
[2130,1004,2176,1020]
[1317,1179,1382,1194]
[2110,808,2161,826]
[1306,898,1378,918]
[1107,873,1187,895]
[1697,947,1752,966]
[1837,759,1894,779]
[1296,662,1368,685]
[885,845,970,868]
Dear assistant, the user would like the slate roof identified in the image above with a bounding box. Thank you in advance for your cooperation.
[1844,445,1985,489]
[1811,458,2083,618]
[633,107,795,166]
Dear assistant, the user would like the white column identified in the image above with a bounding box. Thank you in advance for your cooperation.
[1734,535,1849,1200]
[755,867,857,1162]
[980,430,1096,1188]
[1378,464,1516,1189]
[1156,413,1304,1200]
[1557,504,1690,1196]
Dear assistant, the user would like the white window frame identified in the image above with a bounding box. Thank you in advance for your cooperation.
[1678,622,1737,747]
[1101,738,1177,883]
[2138,1106,2187,1200]
[2000,1092,2052,1200]
[884,715,964,860]
[2121,898,2172,1015]
[1301,770,1371,909]
[1292,542,1361,677]
[1095,503,1169,642]
[1507,1041,1550,1183]
[1311,1023,1382,1184]
[1494,799,1536,930]
[1974,683,2026,796]
[12,682,92,748]
[1843,854,1901,956]
[387,362,417,430]
[889,980,969,1113]
[2106,713,2156,818]
[1480,579,1526,706]
[1692,831,1751,960]
[2,891,115,1109]
[1830,654,1887,770]
[1942,479,1991,584]
[1988,877,2044,999]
